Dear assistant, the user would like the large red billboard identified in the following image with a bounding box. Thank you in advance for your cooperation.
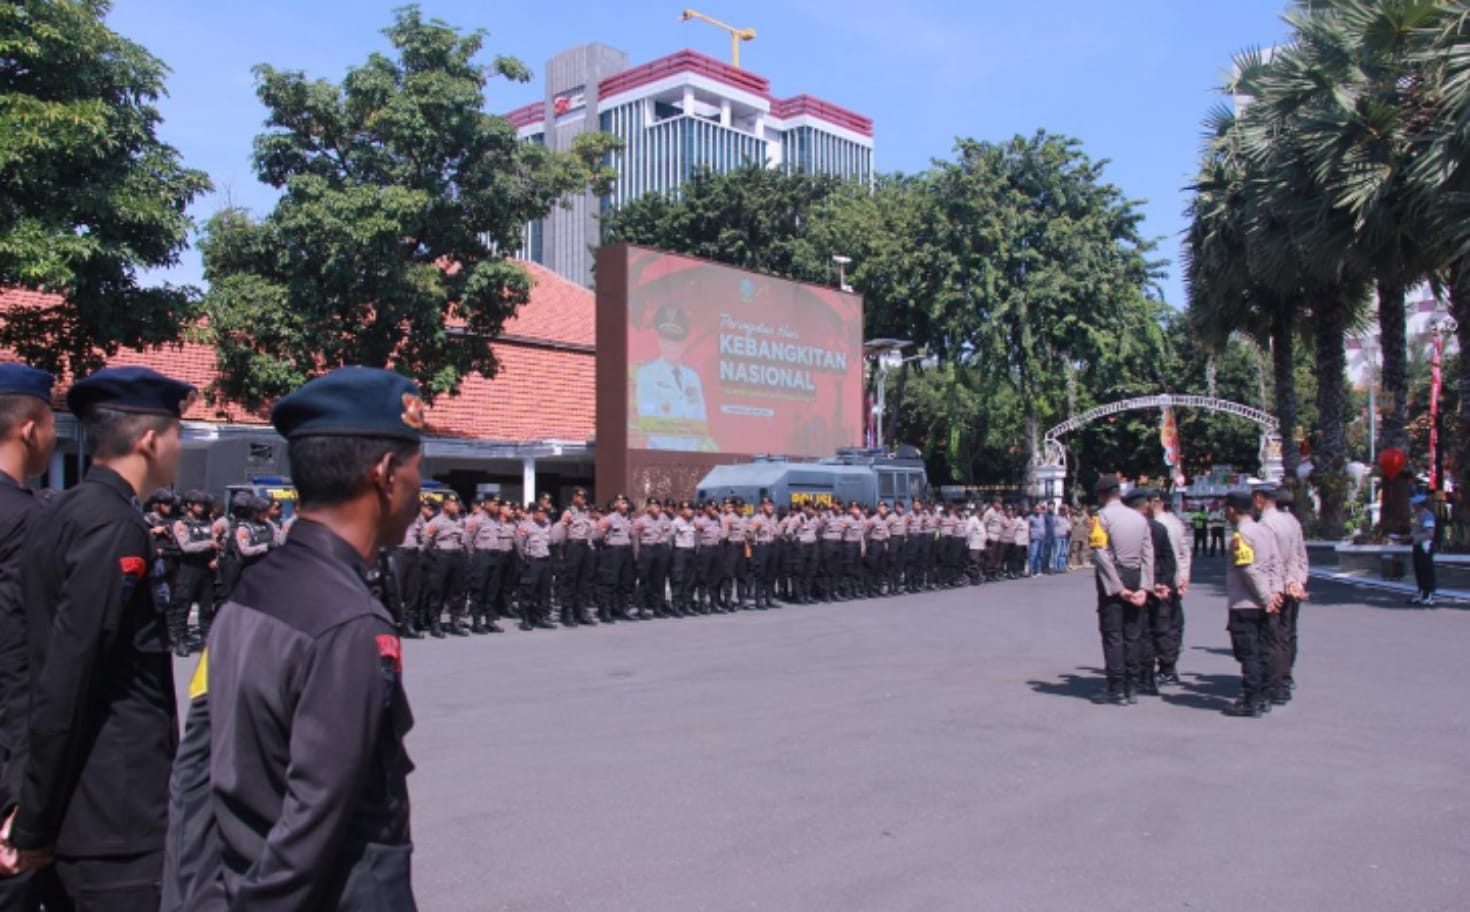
[622,247,863,456]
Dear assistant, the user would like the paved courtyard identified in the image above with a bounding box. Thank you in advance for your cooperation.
[194,560,1470,911]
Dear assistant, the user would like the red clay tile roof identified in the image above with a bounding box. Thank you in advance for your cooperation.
[0,260,596,442]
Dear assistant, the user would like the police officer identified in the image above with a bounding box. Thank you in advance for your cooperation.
[657,498,677,612]
[558,488,597,626]
[597,495,635,621]
[1127,489,1176,698]
[865,502,892,597]
[1223,490,1283,717]
[168,490,219,657]
[886,500,909,594]
[163,366,419,909]
[144,488,182,605]
[1254,484,1307,704]
[495,499,521,622]
[694,501,724,613]
[1148,492,1191,686]
[391,497,429,638]
[633,498,665,619]
[792,503,820,604]
[516,503,556,630]
[464,496,506,634]
[0,364,66,910]
[1089,475,1155,706]
[424,492,469,636]
[746,497,776,609]
[0,367,194,907]
[721,498,750,609]
[669,501,698,616]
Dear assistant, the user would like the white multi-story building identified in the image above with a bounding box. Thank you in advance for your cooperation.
[507,45,875,285]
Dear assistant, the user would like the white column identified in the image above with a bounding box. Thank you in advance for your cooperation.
[522,456,537,507]
[48,449,65,490]
[682,86,694,115]
[719,98,732,127]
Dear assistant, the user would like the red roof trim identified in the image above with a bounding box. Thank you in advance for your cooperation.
[505,101,544,129]
[599,49,770,101]
[771,94,874,137]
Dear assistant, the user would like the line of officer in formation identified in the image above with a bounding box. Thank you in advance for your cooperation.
[1085,475,1308,716]
[388,493,1050,635]
[0,362,421,909]
[142,489,289,657]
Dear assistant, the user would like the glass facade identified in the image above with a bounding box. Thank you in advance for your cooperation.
[601,103,770,209]
[780,126,873,184]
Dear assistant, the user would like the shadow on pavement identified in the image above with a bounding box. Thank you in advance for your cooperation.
[1027,667,1107,702]
[1190,645,1234,657]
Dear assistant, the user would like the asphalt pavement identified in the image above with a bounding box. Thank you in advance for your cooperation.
[185,559,1470,911]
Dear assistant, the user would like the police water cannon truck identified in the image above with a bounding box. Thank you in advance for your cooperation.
[693,446,931,512]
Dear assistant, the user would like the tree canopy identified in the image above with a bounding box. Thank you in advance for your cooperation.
[0,0,211,374]
[199,5,621,407]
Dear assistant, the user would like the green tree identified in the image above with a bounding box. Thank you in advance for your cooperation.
[200,6,619,407]
[601,164,843,283]
[0,0,210,374]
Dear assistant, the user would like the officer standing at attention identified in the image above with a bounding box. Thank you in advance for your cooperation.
[0,366,194,907]
[887,500,909,594]
[1089,475,1154,706]
[597,496,635,621]
[865,501,891,597]
[0,364,65,911]
[464,496,505,634]
[1254,484,1307,703]
[1148,491,1191,686]
[633,498,664,619]
[817,502,845,602]
[391,497,428,638]
[1127,489,1176,698]
[1222,490,1282,717]
[144,489,182,606]
[559,488,597,626]
[748,497,778,609]
[516,504,556,630]
[670,501,698,616]
[164,366,420,909]
[722,498,750,609]
[424,493,469,636]
[694,501,724,613]
[170,491,219,657]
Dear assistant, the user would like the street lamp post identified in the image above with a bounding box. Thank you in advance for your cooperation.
[864,338,919,449]
[832,254,853,294]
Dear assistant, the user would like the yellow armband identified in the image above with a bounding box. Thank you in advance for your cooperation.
[1232,532,1254,566]
[188,648,209,700]
[1088,518,1109,549]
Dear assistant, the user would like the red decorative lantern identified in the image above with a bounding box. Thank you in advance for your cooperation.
[1379,447,1407,480]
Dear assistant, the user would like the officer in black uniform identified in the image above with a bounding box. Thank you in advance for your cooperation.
[170,490,219,656]
[0,366,195,909]
[144,488,182,605]
[0,363,67,911]
[163,365,420,910]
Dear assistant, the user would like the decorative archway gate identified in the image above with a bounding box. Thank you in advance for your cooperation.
[1030,395,1283,500]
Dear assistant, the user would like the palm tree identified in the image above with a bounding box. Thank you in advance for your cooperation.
[1249,1,1443,533]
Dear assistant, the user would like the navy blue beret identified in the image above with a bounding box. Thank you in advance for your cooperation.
[1226,491,1254,512]
[67,366,196,419]
[1123,488,1151,506]
[270,367,424,442]
[0,363,54,402]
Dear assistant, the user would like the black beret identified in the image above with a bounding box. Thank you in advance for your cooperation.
[1094,474,1121,495]
[184,489,210,506]
[1226,491,1254,512]
[646,496,660,507]
[655,303,689,341]
[572,487,588,498]
[1252,483,1281,500]
[442,492,460,503]
[1275,488,1294,507]
[0,363,54,402]
[252,496,272,512]
[146,487,177,507]
[1123,488,1151,506]
[679,500,693,510]
[67,366,196,419]
[270,367,424,442]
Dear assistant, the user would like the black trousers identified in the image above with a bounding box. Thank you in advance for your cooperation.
[636,544,668,614]
[1209,528,1225,556]
[1154,592,1183,673]
[864,540,888,594]
[795,542,818,600]
[0,864,67,912]
[53,849,164,912]
[466,550,505,621]
[560,540,594,618]
[1412,545,1437,596]
[1273,595,1301,689]
[750,542,772,603]
[499,551,521,618]
[598,546,633,615]
[169,559,215,645]
[819,540,843,598]
[694,545,719,607]
[1228,608,1270,702]
[426,550,467,625]
[723,541,749,603]
[391,547,423,625]
[520,556,552,621]
[1097,595,1144,691]
[671,547,695,609]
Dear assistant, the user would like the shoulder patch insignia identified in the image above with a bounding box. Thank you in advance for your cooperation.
[1232,532,1255,567]
[188,649,209,701]
[376,634,402,673]
[1088,518,1109,550]
[119,555,148,578]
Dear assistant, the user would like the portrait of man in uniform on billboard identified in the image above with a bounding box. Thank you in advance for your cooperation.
[635,302,712,451]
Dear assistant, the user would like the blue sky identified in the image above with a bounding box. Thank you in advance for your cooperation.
[109,0,1293,307]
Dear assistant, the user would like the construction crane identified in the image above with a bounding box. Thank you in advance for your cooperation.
[679,9,756,68]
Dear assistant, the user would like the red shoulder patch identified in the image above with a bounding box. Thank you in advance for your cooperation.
[119,556,148,578]
[376,634,402,673]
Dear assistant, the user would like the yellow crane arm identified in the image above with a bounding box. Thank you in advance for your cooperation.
[679,8,756,68]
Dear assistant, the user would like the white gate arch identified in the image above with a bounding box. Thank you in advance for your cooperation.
[1031,395,1282,497]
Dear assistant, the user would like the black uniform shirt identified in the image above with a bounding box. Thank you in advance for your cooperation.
[203,519,415,909]
[12,466,175,855]
[1148,517,1179,590]
[0,470,40,811]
